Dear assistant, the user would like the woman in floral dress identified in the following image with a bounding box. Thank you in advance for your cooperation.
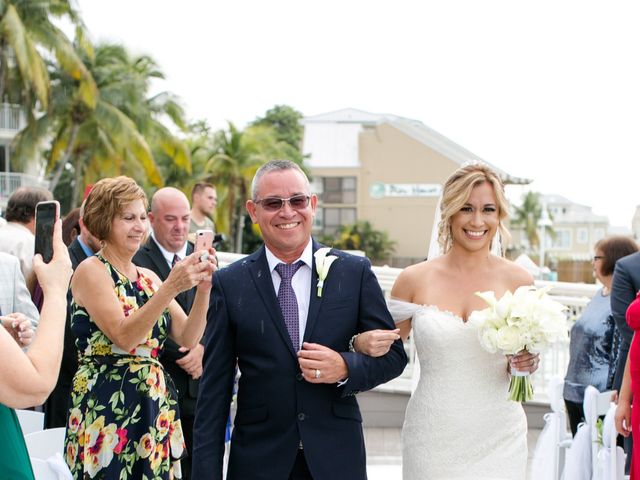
[64,177,215,479]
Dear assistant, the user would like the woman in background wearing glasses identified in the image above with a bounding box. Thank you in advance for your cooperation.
[563,235,638,435]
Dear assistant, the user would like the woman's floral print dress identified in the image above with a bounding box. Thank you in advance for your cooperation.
[65,255,186,479]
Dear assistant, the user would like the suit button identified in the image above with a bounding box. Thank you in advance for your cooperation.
[298,413,306,421]
[296,373,303,381]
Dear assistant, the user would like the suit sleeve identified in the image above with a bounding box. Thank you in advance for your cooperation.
[192,272,236,480]
[339,257,407,395]
[611,259,637,390]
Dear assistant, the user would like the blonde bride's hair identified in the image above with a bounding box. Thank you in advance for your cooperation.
[437,162,510,254]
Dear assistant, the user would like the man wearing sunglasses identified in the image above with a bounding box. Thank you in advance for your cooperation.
[193,160,407,479]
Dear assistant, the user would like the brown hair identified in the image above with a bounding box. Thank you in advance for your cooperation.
[62,208,81,246]
[191,182,216,201]
[595,236,639,276]
[83,176,148,241]
[5,187,53,223]
[438,163,510,253]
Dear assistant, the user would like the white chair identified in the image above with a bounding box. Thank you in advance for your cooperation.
[16,409,44,435]
[593,403,627,480]
[562,385,612,480]
[530,375,572,480]
[24,427,66,460]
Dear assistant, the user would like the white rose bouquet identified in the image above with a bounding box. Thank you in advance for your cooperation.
[469,285,568,402]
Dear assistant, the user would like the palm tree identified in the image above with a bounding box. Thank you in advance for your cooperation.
[0,0,96,115]
[319,221,396,265]
[512,191,555,251]
[13,42,190,206]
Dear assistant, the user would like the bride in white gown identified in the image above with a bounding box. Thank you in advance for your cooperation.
[355,164,540,479]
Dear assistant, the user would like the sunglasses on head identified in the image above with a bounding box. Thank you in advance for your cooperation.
[254,194,310,212]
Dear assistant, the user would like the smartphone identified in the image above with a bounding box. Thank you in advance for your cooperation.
[195,229,214,261]
[34,200,60,263]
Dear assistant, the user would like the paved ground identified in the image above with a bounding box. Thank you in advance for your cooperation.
[364,427,542,479]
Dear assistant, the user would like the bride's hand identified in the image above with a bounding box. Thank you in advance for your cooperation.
[353,329,401,357]
[508,350,540,374]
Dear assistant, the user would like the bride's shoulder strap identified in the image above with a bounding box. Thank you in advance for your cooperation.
[387,297,423,324]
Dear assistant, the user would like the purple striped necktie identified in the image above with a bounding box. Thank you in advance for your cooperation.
[275,261,304,350]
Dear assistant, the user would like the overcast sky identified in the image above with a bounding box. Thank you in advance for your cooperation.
[76,0,640,227]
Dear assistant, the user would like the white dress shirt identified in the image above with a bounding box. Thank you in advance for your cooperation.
[151,231,188,269]
[265,239,313,350]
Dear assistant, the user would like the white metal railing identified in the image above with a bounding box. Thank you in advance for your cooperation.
[0,173,49,206]
[0,103,26,131]
[217,253,599,402]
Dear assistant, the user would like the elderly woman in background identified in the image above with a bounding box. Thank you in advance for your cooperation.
[564,235,639,435]
[0,220,73,479]
[64,177,215,479]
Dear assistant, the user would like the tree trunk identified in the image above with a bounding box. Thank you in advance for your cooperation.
[71,156,82,208]
[49,122,79,192]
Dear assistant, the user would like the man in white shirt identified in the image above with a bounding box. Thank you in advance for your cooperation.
[0,186,53,293]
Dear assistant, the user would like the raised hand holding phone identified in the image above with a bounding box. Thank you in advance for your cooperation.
[195,229,213,262]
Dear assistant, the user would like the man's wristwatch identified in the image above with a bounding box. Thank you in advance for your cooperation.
[348,334,359,353]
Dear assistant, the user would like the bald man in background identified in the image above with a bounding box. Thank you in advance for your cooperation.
[133,187,203,480]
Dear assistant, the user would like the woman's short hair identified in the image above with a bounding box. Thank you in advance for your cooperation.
[438,162,510,253]
[83,176,147,241]
[595,236,639,276]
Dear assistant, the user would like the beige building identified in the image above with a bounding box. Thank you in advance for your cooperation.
[510,194,610,261]
[302,108,526,266]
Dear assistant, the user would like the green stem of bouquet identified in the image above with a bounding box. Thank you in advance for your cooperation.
[508,375,534,402]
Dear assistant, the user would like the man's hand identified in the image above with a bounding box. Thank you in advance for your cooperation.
[297,342,348,384]
[176,344,204,379]
[1,313,35,347]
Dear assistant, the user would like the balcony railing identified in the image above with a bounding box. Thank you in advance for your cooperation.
[0,173,49,207]
[0,103,26,132]
[217,252,599,402]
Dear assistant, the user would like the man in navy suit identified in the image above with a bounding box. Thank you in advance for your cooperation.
[611,250,640,471]
[133,187,201,480]
[193,160,407,479]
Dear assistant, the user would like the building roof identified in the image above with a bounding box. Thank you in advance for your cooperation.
[302,108,531,185]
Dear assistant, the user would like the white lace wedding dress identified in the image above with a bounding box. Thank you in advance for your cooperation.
[392,301,528,480]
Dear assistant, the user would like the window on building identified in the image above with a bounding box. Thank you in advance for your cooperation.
[321,177,356,204]
[594,228,606,242]
[577,228,588,244]
[315,207,357,235]
[551,229,572,249]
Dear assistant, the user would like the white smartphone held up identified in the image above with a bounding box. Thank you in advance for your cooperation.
[195,229,214,262]
[34,200,60,263]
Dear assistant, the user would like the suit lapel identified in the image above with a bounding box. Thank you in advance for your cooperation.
[146,239,171,280]
[248,247,298,359]
[303,240,325,344]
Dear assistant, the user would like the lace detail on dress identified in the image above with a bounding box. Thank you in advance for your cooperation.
[401,306,528,480]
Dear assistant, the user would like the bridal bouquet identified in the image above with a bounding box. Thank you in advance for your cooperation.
[469,285,568,402]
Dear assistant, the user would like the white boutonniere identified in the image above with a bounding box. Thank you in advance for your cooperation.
[314,247,338,297]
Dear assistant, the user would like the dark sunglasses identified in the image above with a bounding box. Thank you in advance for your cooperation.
[255,195,310,212]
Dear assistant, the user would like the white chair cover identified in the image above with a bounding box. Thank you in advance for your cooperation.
[531,375,571,480]
[16,409,44,435]
[24,427,66,460]
[594,403,626,480]
[31,453,73,480]
[562,422,592,480]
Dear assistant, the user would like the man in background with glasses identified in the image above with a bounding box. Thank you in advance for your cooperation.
[193,159,407,479]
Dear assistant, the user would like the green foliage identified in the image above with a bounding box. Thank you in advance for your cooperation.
[319,221,396,265]
[511,191,555,251]
[251,104,306,164]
